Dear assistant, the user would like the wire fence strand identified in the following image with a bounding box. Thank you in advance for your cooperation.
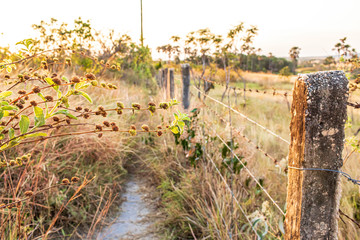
[215,133,286,216]
[193,86,291,145]
[206,106,280,165]
[205,152,261,238]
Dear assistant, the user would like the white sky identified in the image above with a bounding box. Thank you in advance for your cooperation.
[0,0,359,57]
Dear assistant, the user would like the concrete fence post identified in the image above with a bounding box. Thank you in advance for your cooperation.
[181,64,190,110]
[169,68,175,99]
[285,71,348,239]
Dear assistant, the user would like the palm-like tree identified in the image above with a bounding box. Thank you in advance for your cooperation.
[289,46,301,73]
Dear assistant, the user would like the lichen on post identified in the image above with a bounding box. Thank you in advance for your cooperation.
[285,71,348,239]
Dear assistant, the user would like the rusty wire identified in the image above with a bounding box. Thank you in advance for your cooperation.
[206,106,280,165]
[197,75,292,97]
[215,133,286,216]
[347,101,360,109]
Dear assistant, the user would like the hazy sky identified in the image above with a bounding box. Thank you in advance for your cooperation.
[1,0,359,57]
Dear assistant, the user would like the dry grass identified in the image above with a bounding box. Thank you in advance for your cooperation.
[144,72,360,239]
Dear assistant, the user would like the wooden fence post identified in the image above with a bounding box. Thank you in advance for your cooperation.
[285,71,348,239]
[181,64,190,110]
[163,68,168,90]
[169,68,175,99]
[156,69,162,87]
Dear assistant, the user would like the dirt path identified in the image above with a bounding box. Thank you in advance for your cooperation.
[97,177,159,240]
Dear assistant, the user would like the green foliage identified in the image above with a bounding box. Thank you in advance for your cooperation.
[279,66,291,78]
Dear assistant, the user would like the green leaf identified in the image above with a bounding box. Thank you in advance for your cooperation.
[24,132,47,138]
[77,91,92,103]
[8,128,14,139]
[53,110,78,120]
[33,106,45,127]
[170,126,179,134]
[0,91,12,100]
[75,82,90,90]
[19,115,29,134]
[0,105,17,111]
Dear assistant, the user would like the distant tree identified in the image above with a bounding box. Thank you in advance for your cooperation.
[289,46,301,73]
[279,66,291,78]
[333,37,351,58]
[323,56,335,69]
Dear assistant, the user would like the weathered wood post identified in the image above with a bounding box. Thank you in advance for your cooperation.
[285,71,348,239]
[181,64,190,110]
[169,68,175,99]
[156,69,162,87]
[162,68,168,90]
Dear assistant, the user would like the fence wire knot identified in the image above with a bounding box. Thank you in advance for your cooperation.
[288,166,360,186]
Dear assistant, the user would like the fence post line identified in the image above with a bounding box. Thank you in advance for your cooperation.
[169,68,175,99]
[285,71,348,239]
[181,64,190,110]
[162,68,168,89]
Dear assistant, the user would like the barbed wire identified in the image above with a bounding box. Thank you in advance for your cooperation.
[195,74,292,97]
[193,86,291,145]
[347,101,360,109]
[288,166,360,186]
[205,152,261,238]
[206,107,280,165]
[339,209,360,229]
[215,133,286,216]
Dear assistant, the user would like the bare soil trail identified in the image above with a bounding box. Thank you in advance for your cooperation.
[97,177,159,240]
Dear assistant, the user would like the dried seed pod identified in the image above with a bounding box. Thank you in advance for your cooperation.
[32,86,41,93]
[24,191,33,197]
[91,80,98,86]
[16,103,24,109]
[75,106,82,111]
[117,102,124,109]
[18,90,26,95]
[130,125,136,130]
[159,102,169,110]
[52,78,62,85]
[71,177,80,183]
[71,76,81,83]
[141,124,150,132]
[61,178,70,185]
[112,125,119,131]
[157,130,163,137]
[66,119,71,124]
[132,103,141,110]
[53,116,60,122]
[45,95,53,101]
[95,125,103,131]
[85,73,96,80]
[103,121,110,127]
[98,133,103,138]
